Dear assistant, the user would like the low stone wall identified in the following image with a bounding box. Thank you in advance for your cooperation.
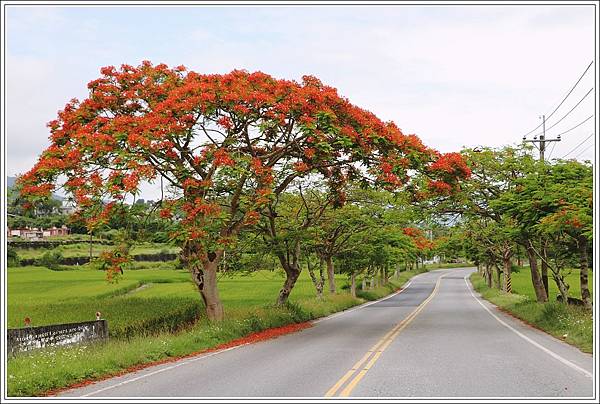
[131,253,178,262]
[7,320,108,357]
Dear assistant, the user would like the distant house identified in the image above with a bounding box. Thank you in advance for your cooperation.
[7,226,70,240]
[8,228,44,241]
[43,226,70,237]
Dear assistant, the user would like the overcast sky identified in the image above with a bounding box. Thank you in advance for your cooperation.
[4,4,596,200]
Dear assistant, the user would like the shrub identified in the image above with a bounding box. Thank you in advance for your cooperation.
[152,231,169,243]
[36,250,64,271]
[100,229,121,241]
[7,247,21,267]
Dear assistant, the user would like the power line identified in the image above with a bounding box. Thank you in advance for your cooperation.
[544,61,594,122]
[547,114,594,160]
[552,114,594,137]
[522,60,594,138]
[547,141,558,160]
[574,143,594,160]
[561,133,594,159]
[530,87,594,138]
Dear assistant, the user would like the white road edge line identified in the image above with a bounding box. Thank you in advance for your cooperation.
[78,270,445,397]
[80,344,251,397]
[463,273,593,379]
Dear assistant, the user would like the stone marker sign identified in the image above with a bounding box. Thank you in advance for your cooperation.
[7,320,108,356]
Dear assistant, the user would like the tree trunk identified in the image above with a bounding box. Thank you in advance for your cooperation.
[276,242,302,306]
[541,245,549,299]
[277,262,301,306]
[350,272,356,298]
[325,255,336,294]
[578,237,592,309]
[494,264,502,289]
[503,255,512,293]
[484,264,492,288]
[526,244,548,303]
[307,257,323,299]
[183,242,225,322]
[197,261,224,321]
[552,273,570,304]
[362,277,366,291]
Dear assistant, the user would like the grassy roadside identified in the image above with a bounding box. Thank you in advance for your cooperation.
[469,272,593,354]
[7,267,427,397]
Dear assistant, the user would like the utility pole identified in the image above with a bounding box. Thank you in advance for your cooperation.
[522,114,560,298]
[522,114,561,162]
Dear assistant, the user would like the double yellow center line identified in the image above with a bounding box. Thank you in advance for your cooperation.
[324,274,446,397]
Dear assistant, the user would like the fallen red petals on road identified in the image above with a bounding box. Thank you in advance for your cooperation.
[44,321,312,397]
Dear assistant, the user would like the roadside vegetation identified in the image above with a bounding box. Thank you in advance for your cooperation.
[470,271,593,353]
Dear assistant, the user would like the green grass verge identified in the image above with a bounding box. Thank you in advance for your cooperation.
[7,267,424,397]
[503,266,593,301]
[469,272,592,354]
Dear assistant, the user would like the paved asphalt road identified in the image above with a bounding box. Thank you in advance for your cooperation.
[60,268,594,398]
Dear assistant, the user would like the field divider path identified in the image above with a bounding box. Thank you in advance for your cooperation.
[325,272,448,397]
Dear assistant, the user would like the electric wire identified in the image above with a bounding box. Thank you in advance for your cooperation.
[551,114,594,137]
[547,141,557,160]
[547,114,594,160]
[522,60,594,138]
[530,87,594,138]
[574,143,594,159]
[561,133,594,159]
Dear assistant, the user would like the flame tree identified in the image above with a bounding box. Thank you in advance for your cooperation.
[19,62,469,321]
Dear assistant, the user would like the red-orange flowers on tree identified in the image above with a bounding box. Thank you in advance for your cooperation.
[19,61,468,321]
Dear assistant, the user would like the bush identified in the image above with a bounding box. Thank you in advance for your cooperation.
[152,231,170,243]
[36,250,64,271]
[7,248,21,267]
[99,229,121,241]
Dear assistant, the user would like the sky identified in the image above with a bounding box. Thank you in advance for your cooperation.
[4,4,597,200]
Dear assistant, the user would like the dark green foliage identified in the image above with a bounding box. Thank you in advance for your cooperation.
[7,247,21,267]
[36,251,65,271]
